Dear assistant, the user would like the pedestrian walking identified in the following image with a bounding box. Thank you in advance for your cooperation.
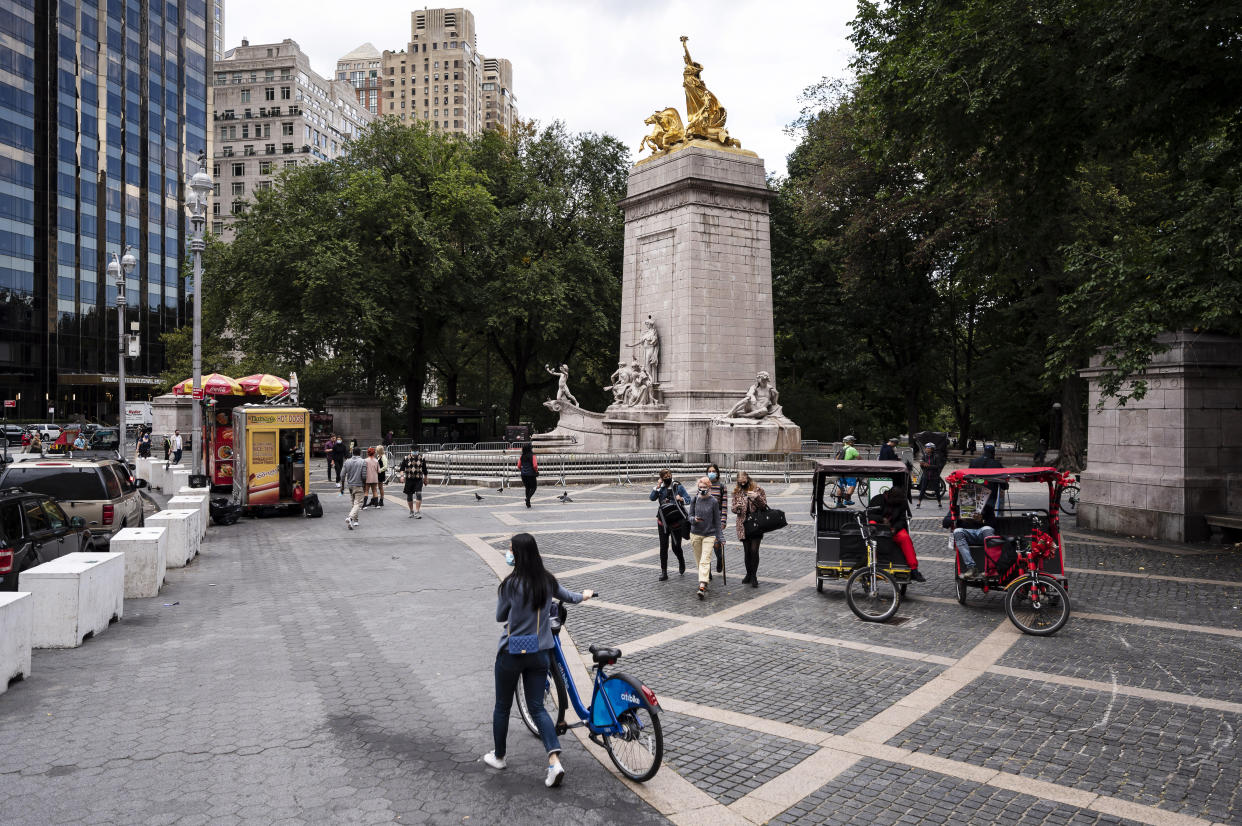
[376,445,389,508]
[518,443,538,508]
[171,430,183,465]
[340,447,366,529]
[324,434,336,481]
[878,437,899,462]
[331,436,346,483]
[384,429,394,451]
[401,450,429,518]
[688,477,721,600]
[363,447,380,508]
[138,428,151,458]
[705,462,728,574]
[162,433,171,461]
[731,471,768,587]
[916,442,944,508]
[650,469,689,580]
[484,533,595,788]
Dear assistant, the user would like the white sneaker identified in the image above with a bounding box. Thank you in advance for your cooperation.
[408,512,415,518]
[483,751,506,770]
[545,762,565,787]
[346,517,353,530]
[414,513,422,519]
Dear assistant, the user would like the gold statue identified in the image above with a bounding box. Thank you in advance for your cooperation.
[680,36,739,148]
[640,108,685,154]
[639,37,741,157]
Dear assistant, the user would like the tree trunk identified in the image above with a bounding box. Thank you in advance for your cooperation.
[904,389,920,450]
[445,371,459,406]
[403,326,427,441]
[1057,376,1086,472]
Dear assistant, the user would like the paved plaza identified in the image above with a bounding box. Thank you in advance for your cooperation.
[2,473,1240,825]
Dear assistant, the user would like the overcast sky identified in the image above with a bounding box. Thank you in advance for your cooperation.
[225,0,860,177]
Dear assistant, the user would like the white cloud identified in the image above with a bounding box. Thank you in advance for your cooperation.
[224,0,858,177]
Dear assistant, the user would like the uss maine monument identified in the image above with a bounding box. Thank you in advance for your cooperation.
[542,37,800,456]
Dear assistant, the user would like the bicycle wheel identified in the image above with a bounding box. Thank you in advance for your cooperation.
[1062,485,1080,516]
[604,705,663,782]
[845,568,900,622]
[515,663,567,737]
[854,479,869,502]
[936,478,947,498]
[1004,576,1070,636]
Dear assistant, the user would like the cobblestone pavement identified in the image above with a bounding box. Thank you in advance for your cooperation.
[3,476,1241,825]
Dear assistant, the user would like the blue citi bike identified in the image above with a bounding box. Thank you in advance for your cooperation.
[514,598,665,782]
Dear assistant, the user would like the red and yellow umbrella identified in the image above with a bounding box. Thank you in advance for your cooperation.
[237,373,290,396]
[173,373,243,396]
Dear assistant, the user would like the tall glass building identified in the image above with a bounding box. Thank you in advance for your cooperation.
[0,0,208,423]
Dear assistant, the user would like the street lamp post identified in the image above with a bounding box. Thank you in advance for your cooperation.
[836,403,844,442]
[184,151,213,475]
[1050,402,1063,452]
[108,246,137,442]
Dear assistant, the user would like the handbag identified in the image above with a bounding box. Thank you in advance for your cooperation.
[743,503,788,538]
[507,605,541,655]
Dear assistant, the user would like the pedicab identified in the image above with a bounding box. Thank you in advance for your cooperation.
[944,467,1072,635]
[812,459,916,621]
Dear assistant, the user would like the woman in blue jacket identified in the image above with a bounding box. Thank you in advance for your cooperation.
[484,533,594,787]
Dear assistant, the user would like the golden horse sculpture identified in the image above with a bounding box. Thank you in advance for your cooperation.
[639,36,741,157]
[640,108,686,154]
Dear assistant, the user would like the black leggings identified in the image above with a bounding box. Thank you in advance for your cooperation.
[658,523,685,572]
[522,476,538,504]
[742,536,762,579]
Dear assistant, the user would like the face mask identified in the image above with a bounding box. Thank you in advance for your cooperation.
[708,472,718,481]
[699,488,710,495]
[504,551,515,567]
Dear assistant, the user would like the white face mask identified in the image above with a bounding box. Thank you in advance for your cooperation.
[505,550,515,567]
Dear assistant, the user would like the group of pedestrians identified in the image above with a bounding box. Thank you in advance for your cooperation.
[336,437,429,529]
[650,464,769,599]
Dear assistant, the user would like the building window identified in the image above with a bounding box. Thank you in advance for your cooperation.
[232,162,244,176]
[282,122,293,136]
[240,89,250,103]
[212,182,220,197]
[212,162,221,177]
[212,202,220,215]
[212,221,224,234]
[282,143,294,153]
[265,144,276,154]
[284,160,297,168]
[281,87,291,100]
[281,68,291,79]
[231,200,245,215]
[231,181,244,195]
[263,87,274,101]
[260,161,272,175]
[257,180,272,191]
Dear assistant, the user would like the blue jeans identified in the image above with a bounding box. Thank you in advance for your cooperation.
[493,649,560,758]
[953,526,995,568]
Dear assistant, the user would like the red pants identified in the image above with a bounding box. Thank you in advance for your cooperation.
[894,529,918,569]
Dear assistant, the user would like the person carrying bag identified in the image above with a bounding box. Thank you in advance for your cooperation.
[650,469,689,580]
[732,471,786,588]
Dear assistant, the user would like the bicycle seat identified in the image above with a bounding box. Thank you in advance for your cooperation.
[589,644,621,665]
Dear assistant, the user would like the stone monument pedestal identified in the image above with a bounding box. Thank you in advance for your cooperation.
[1078,332,1242,542]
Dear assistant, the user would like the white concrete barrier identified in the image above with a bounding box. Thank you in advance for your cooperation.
[176,487,211,534]
[19,553,124,648]
[146,509,199,567]
[135,456,152,483]
[111,526,168,598]
[0,592,33,693]
[167,495,208,540]
[149,460,168,491]
[169,467,191,493]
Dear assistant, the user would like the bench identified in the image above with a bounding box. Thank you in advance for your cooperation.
[146,509,200,567]
[111,526,168,598]
[0,592,33,692]
[1205,514,1242,545]
[19,552,125,648]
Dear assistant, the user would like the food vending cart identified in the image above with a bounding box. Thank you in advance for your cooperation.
[230,405,312,514]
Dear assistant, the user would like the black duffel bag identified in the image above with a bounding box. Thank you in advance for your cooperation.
[659,499,692,540]
[743,505,787,538]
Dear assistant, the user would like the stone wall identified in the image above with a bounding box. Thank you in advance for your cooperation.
[325,393,382,448]
[1079,332,1242,542]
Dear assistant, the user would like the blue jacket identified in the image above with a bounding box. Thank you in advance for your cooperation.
[496,581,583,653]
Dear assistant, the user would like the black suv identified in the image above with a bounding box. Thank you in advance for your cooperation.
[0,488,96,590]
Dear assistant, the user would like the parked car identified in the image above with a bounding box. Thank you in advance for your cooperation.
[28,423,61,442]
[2,424,23,447]
[0,458,146,548]
[0,487,96,590]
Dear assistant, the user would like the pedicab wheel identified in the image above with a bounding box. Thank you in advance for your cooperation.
[1062,485,1080,516]
[816,578,823,593]
[898,582,907,598]
[845,568,900,622]
[604,705,663,782]
[1004,576,1071,636]
[515,664,567,737]
[936,479,947,499]
[955,576,968,605]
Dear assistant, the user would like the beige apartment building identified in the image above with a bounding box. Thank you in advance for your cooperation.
[210,39,373,239]
[338,6,517,136]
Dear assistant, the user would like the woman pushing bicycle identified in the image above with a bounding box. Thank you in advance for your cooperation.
[485,533,594,788]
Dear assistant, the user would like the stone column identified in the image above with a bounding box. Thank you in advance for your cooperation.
[618,143,794,455]
[1079,332,1242,542]
[324,392,382,448]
